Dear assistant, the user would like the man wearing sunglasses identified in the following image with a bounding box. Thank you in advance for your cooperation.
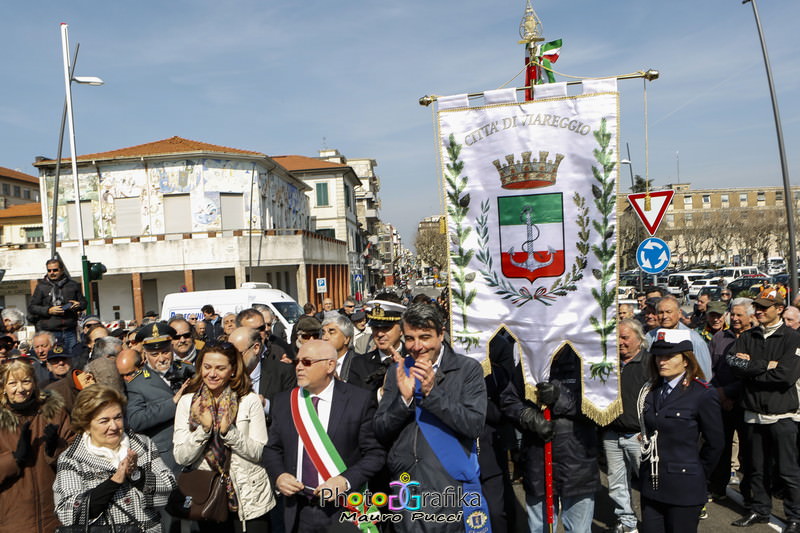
[348,297,405,394]
[238,307,291,363]
[264,340,385,532]
[168,316,200,363]
[27,258,86,353]
[374,303,489,531]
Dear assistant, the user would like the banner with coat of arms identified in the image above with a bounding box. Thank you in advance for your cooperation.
[438,80,620,423]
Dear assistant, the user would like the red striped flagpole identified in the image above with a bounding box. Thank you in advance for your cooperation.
[543,407,554,529]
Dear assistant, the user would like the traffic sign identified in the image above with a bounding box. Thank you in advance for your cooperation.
[353,273,363,282]
[636,237,671,274]
[627,190,674,236]
[316,277,328,294]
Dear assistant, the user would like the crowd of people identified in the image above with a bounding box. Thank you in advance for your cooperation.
[3,258,800,533]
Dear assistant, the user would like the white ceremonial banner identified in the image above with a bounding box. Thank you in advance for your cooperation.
[438,81,620,423]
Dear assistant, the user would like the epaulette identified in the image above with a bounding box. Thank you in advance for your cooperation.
[128,368,146,382]
[693,377,711,388]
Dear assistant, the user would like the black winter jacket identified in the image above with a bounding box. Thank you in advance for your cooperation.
[606,349,650,434]
[730,323,800,415]
[27,276,86,332]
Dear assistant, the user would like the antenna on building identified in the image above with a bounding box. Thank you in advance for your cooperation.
[322,136,328,150]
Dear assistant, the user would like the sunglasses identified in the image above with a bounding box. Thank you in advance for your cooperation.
[299,332,320,340]
[293,358,331,367]
[173,332,193,340]
[254,325,266,332]
[47,268,61,273]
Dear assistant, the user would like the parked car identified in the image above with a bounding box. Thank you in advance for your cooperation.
[726,276,769,298]
[688,278,722,299]
[697,286,723,301]
[666,272,707,297]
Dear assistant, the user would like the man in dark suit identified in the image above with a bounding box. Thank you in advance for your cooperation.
[263,340,386,532]
[348,298,406,394]
[229,326,296,412]
[321,314,358,382]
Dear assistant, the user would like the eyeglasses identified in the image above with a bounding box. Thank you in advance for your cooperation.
[47,269,61,273]
[173,332,193,340]
[293,357,331,367]
[299,332,320,340]
[344,305,355,309]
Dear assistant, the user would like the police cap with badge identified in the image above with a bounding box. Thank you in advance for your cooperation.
[650,328,694,357]
[365,300,406,328]
[134,321,176,352]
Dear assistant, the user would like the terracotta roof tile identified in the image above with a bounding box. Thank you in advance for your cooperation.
[0,166,38,185]
[273,155,349,172]
[0,202,41,219]
[34,136,264,165]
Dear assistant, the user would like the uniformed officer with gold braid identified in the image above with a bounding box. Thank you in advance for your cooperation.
[125,322,194,470]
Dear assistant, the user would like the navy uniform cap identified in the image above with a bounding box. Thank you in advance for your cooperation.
[365,300,406,327]
[46,344,74,360]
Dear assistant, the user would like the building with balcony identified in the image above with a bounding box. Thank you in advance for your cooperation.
[0,137,351,321]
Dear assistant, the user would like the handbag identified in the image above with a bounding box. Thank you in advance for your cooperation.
[166,465,230,523]
[56,493,143,533]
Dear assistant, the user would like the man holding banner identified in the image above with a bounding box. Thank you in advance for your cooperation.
[374,303,490,533]
[263,340,386,532]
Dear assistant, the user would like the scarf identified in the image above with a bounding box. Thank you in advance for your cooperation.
[83,432,130,468]
[189,384,239,512]
[44,275,69,307]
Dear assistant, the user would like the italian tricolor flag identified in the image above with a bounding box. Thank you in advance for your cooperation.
[498,193,565,282]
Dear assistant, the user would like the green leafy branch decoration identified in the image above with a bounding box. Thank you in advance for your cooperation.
[588,118,617,383]
[444,134,480,350]
[475,193,589,307]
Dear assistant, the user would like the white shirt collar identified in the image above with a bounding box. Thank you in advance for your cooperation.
[304,377,335,404]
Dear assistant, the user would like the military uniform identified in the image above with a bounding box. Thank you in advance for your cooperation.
[126,360,194,470]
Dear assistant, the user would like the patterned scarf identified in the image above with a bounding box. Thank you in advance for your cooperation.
[189,384,240,512]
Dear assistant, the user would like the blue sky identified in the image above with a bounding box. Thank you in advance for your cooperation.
[2,1,798,246]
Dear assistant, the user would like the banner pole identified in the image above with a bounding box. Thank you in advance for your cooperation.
[544,407,554,530]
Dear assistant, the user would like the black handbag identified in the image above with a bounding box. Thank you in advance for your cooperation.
[56,493,143,533]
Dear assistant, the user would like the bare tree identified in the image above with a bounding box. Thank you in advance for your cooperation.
[415,227,448,271]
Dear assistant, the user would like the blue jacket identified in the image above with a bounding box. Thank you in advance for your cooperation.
[640,378,724,506]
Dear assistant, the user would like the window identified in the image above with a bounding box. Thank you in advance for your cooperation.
[114,197,142,237]
[33,191,39,202]
[721,194,729,205]
[666,214,674,227]
[316,183,329,206]
[344,184,351,209]
[757,191,766,206]
[316,228,336,239]
[23,189,30,200]
[12,186,20,198]
[1,184,8,195]
[683,195,693,207]
[24,227,44,243]
[163,195,192,233]
[220,193,243,231]
[67,200,95,240]
[740,193,748,205]
[776,191,784,203]
[702,194,710,208]
[684,213,693,226]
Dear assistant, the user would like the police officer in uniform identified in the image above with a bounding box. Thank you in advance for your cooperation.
[125,322,194,470]
[347,298,406,394]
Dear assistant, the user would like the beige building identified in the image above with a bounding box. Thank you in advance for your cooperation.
[0,137,351,322]
[620,182,799,268]
[0,167,40,209]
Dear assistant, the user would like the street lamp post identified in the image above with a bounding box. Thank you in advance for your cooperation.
[621,143,644,291]
[59,23,103,313]
[743,0,797,300]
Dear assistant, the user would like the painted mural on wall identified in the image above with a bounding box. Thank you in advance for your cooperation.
[46,156,311,240]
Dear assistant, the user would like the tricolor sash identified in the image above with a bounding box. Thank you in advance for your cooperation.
[289,387,378,533]
[405,361,492,533]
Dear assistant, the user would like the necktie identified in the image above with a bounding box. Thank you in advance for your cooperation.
[658,384,671,410]
[301,396,321,491]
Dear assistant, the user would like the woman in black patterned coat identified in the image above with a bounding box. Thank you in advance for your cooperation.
[53,386,176,533]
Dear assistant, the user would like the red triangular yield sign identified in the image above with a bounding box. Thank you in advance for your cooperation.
[627,190,674,236]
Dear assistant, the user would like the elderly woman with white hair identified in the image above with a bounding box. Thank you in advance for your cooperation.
[2,307,26,335]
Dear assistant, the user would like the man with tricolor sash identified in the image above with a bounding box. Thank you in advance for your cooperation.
[263,340,386,532]
[374,303,491,533]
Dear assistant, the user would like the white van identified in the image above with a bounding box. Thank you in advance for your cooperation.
[718,266,762,286]
[666,272,707,297]
[159,283,304,334]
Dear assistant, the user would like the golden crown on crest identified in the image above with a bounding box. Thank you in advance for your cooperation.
[493,151,564,189]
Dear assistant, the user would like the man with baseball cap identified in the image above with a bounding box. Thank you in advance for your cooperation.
[697,300,728,343]
[728,291,800,530]
[43,344,74,385]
